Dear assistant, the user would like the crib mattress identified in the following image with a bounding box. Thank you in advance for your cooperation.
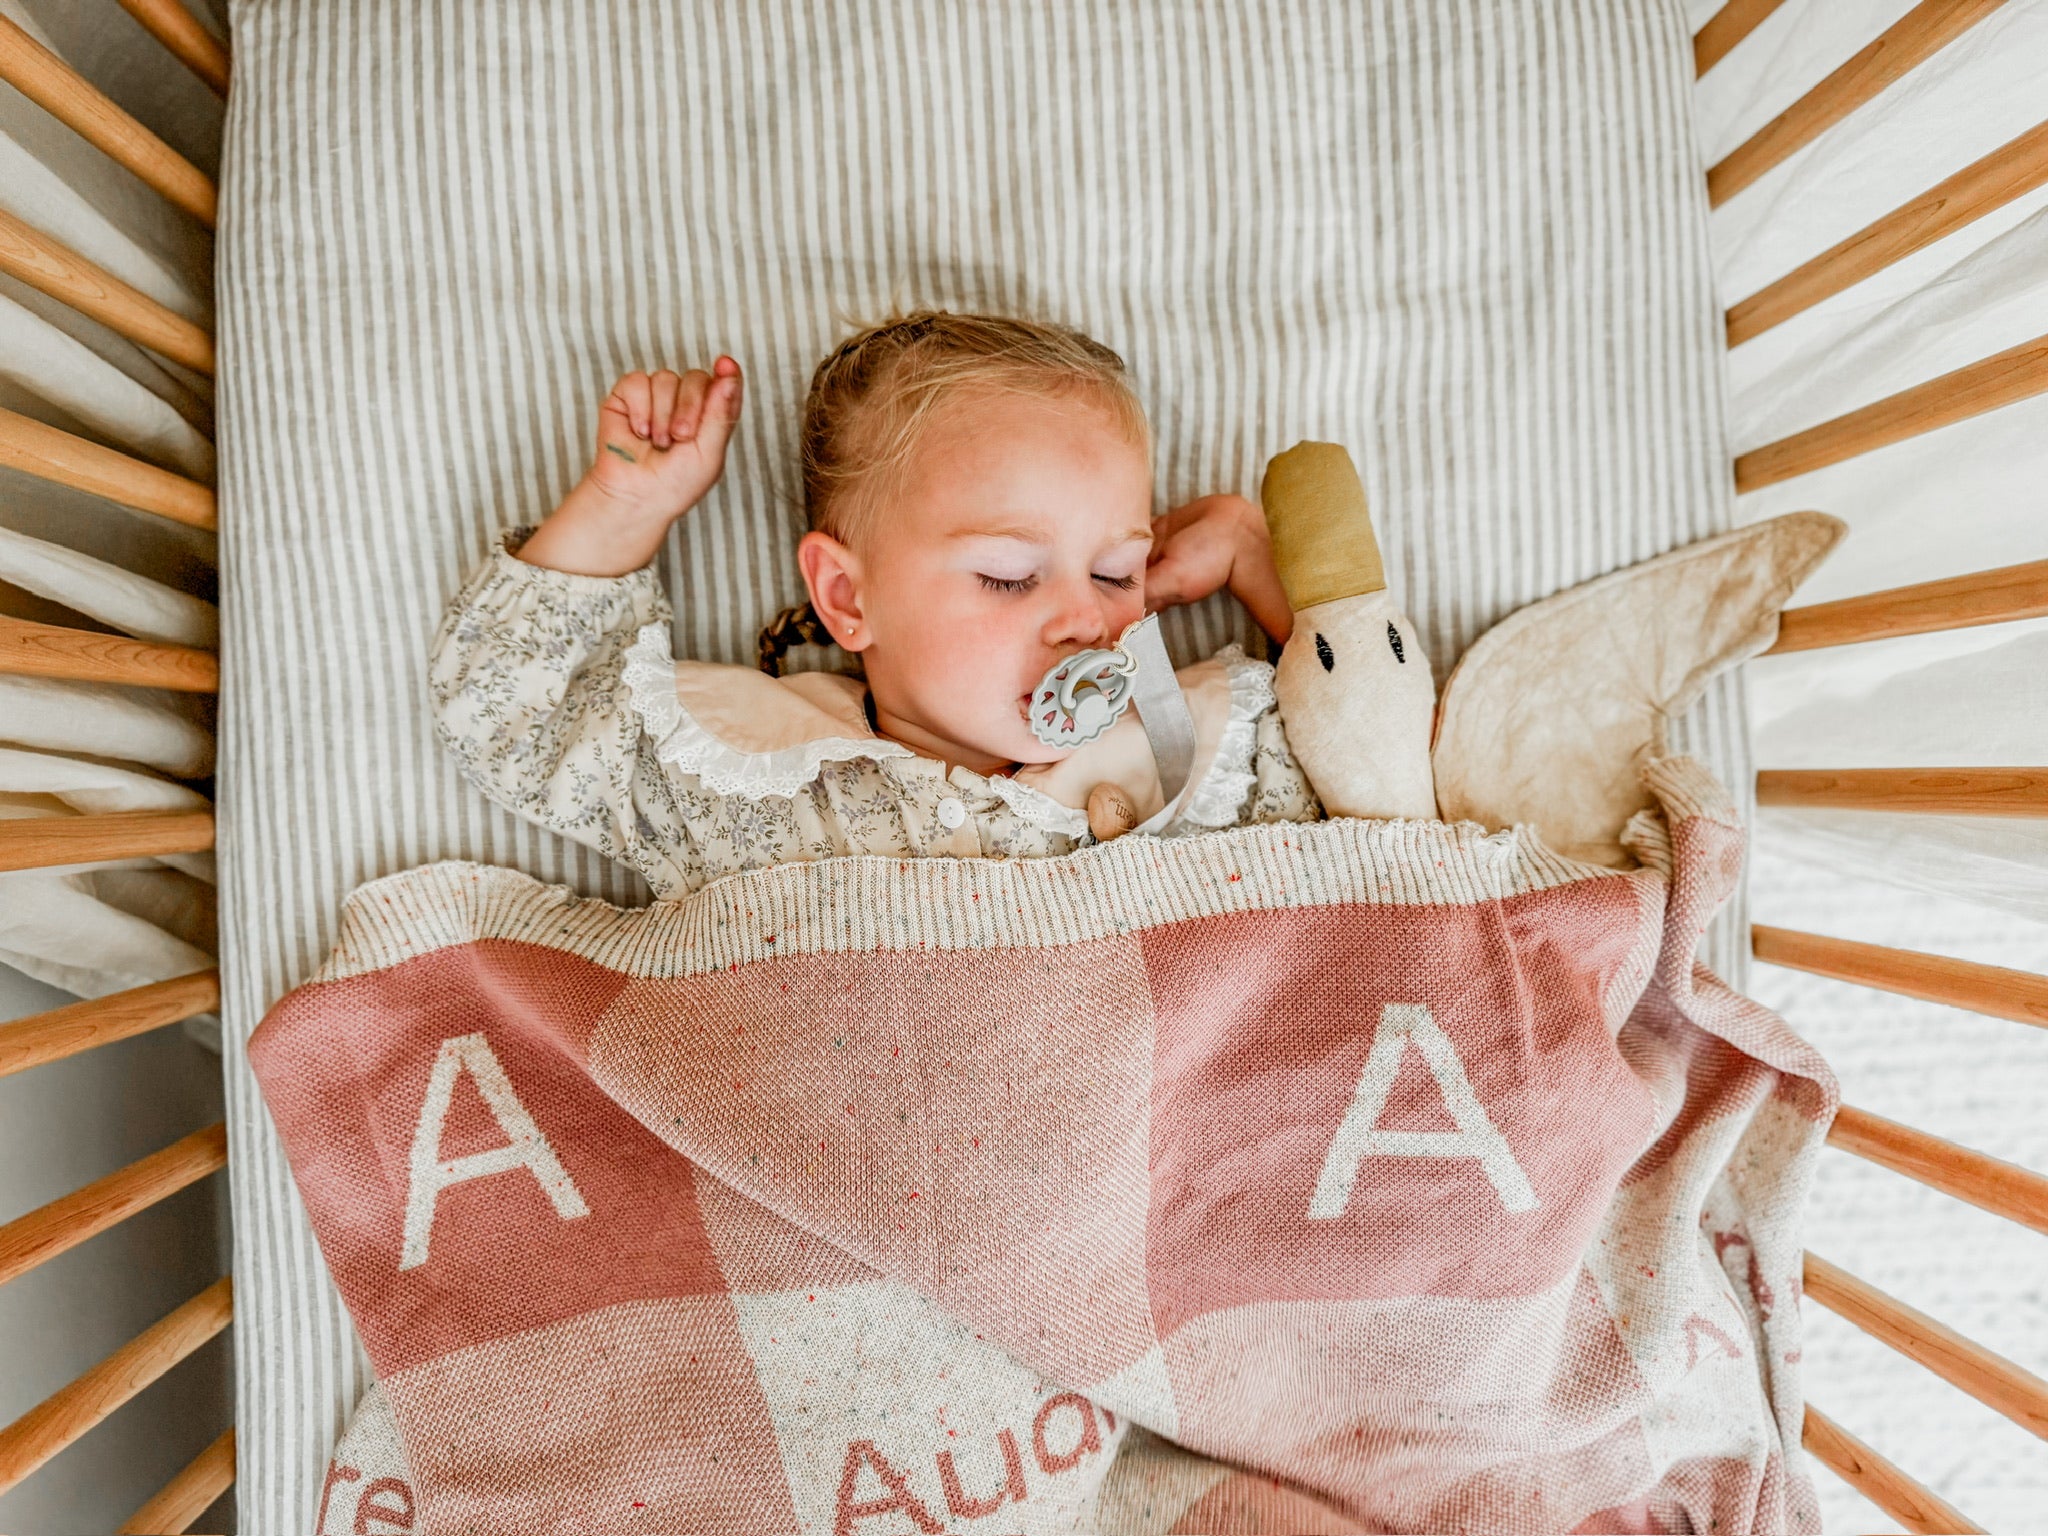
[215,0,1741,1523]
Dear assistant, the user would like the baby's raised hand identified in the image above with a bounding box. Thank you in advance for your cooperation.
[587,359,745,522]
[512,359,745,578]
[1146,493,1294,644]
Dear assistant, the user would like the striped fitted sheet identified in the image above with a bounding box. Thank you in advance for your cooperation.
[215,1,1740,1524]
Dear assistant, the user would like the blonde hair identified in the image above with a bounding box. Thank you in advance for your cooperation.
[759,309,1150,673]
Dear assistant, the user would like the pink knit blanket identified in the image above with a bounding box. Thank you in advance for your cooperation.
[252,757,1833,1535]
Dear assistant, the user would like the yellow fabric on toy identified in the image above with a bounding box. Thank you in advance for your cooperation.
[1261,441,1387,610]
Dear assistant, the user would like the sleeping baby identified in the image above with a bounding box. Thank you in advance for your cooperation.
[428,310,1320,898]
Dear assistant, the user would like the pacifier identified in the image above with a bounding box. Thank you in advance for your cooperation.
[1029,620,1147,749]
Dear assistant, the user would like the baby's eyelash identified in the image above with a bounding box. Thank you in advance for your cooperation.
[975,573,1138,593]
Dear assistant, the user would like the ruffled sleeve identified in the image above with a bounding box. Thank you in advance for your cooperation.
[1169,646,1322,832]
[426,528,706,894]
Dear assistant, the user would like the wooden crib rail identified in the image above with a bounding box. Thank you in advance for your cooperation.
[1752,925,2048,1029]
[1802,1405,1986,1535]
[0,408,217,531]
[0,616,217,692]
[1728,119,2048,347]
[1733,333,2048,492]
[1766,559,2048,654]
[0,2,235,1523]
[0,1124,228,1289]
[1755,766,2048,817]
[1692,0,1786,78]
[1824,1105,2048,1238]
[0,208,215,376]
[0,14,216,227]
[0,1277,232,1497]
[0,972,221,1079]
[120,1428,235,1536]
[114,0,230,99]
[1705,0,2007,207]
[0,810,216,873]
[1802,1253,2048,1441]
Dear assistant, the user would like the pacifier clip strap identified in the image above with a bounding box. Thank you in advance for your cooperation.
[1024,613,1199,838]
[1120,615,1199,836]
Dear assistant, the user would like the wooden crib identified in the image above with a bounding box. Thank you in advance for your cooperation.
[0,0,2040,1529]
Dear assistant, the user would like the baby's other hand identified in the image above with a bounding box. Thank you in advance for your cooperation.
[1146,493,1294,644]
[586,359,745,522]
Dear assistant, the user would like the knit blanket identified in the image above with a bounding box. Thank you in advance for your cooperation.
[252,757,1834,1536]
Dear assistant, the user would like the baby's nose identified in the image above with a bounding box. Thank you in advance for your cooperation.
[1043,590,1110,650]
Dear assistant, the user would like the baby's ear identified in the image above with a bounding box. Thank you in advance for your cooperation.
[796,530,869,651]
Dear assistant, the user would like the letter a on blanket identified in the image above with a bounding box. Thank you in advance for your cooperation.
[400,1032,590,1270]
[1309,1003,1538,1216]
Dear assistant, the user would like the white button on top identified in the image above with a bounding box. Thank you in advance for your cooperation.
[935,796,968,830]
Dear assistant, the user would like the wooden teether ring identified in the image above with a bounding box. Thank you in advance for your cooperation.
[1087,781,1140,842]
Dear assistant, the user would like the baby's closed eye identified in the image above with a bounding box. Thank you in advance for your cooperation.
[974,572,1141,593]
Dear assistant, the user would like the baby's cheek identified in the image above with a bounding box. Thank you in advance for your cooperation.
[959,620,1036,700]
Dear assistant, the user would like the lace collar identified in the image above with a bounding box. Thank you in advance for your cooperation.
[621,622,1273,830]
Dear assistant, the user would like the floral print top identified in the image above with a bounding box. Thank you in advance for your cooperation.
[428,530,1321,900]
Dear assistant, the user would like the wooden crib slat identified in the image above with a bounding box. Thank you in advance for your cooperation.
[1707,0,2007,207]
[0,810,216,873]
[118,1427,234,1536]
[1693,0,1788,78]
[1767,559,2048,653]
[1733,333,2048,492]
[0,14,216,227]
[0,208,214,375]
[0,408,216,531]
[1803,1253,2048,1440]
[0,972,221,1080]
[1729,119,2048,346]
[1756,767,2048,817]
[1827,1105,2048,1238]
[0,1276,231,1495]
[114,0,229,99]
[1803,1405,1985,1535]
[1753,925,2048,1029]
[0,616,217,693]
[0,1124,227,1289]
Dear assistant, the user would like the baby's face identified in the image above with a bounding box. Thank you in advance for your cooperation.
[846,390,1154,773]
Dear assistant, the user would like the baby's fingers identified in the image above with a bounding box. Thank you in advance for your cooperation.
[666,369,714,444]
[695,358,744,455]
[605,372,654,438]
[1143,550,1193,612]
[648,371,683,448]
[674,358,743,452]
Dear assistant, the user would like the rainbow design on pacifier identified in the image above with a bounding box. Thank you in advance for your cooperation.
[1029,621,1146,749]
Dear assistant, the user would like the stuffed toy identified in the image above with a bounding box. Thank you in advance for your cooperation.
[1260,441,1844,862]
[1261,442,1440,822]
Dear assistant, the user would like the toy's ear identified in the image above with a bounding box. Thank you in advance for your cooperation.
[1432,512,1845,866]
[1262,440,1387,608]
